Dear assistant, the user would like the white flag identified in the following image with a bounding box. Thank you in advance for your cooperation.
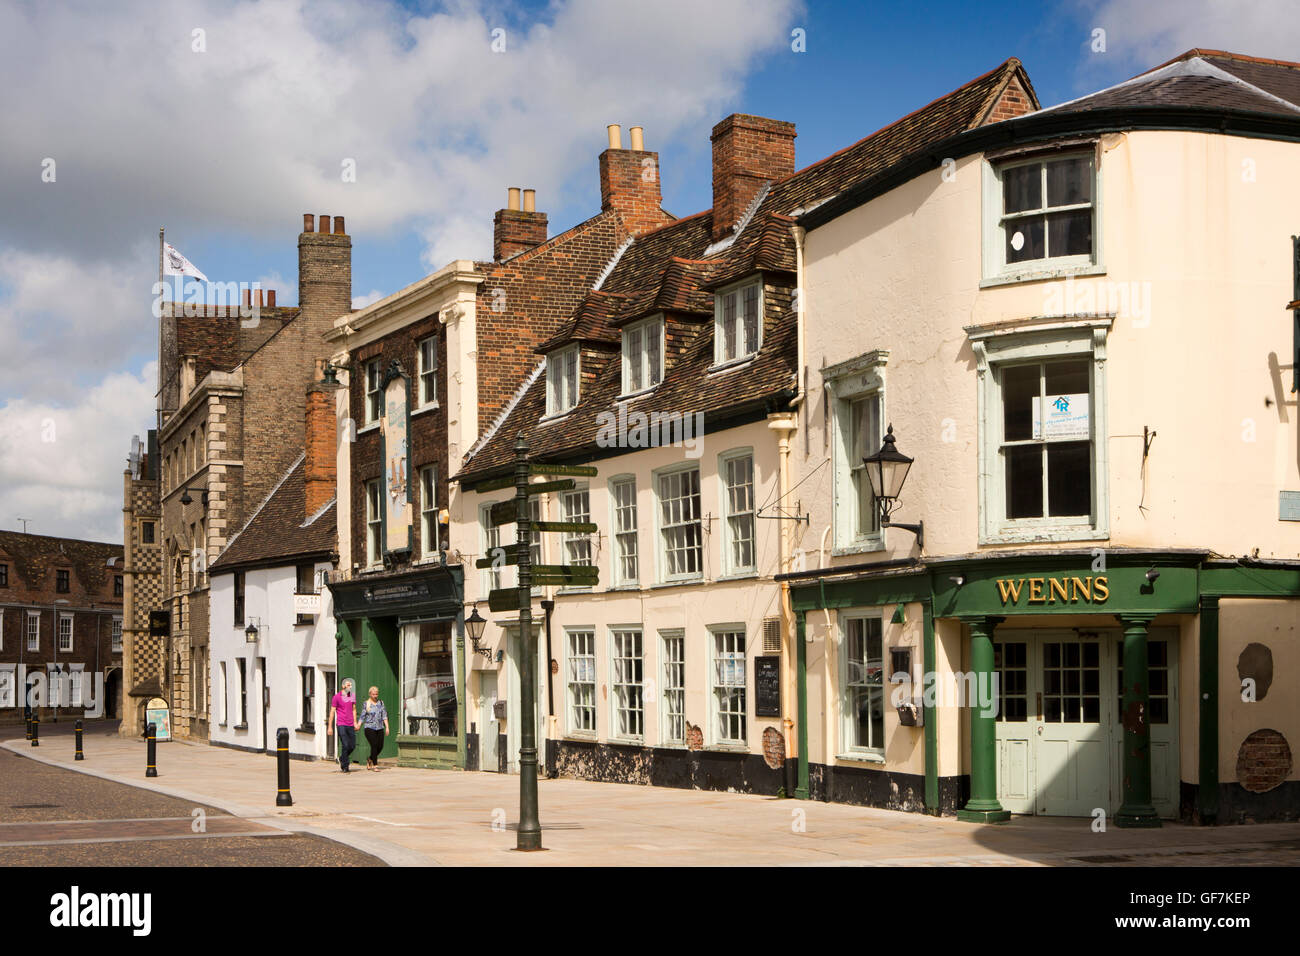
[163,242,208,280]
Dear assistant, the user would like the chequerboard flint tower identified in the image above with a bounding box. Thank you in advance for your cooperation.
[132,214,351,740]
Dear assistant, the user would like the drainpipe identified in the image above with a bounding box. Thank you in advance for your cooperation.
[767,414,797,796]
[541,599,554,717]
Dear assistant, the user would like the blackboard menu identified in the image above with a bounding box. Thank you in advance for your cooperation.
[755,656,781,717]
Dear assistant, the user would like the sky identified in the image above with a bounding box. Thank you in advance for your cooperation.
[1,0,1298,544]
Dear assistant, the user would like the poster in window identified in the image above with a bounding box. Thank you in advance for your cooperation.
[381,366,413,556]
[1033,393,1089,440]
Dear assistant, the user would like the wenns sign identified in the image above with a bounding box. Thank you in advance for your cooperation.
[995,575,1110,606]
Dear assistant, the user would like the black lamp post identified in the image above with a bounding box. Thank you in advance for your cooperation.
[465,605,491,661]
[863,424,924,548]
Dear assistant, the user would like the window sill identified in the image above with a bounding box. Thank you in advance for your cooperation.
[605,583,640,592]
[648,577,706,591]
[979,262,1105,290]
[980,526,1108,546]
[707,355,758,376]
[836,751,886,765]
[411,403,440,418]
[218,722,227,729]
[610,735,646,747]
[539,409,577,425]
[706,743,751,754]
[716,571,759,583]
[233,723,248,731]
[297,725,315,735]
[564,732,598,742]
[831,537,885,557]
[616,384,661,403]
[358,422,380,435]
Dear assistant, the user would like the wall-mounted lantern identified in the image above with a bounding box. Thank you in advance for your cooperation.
[466,604,492,661]
[863,424,923,548]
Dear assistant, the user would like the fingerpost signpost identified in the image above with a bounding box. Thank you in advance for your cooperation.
[489,435,598,851]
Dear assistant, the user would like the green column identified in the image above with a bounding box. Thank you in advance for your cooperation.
[1115,613,1161,828]
[958,616,1009,823]
[1197,597,1219,825]
[795,610,810,800]
[922,600,938,814]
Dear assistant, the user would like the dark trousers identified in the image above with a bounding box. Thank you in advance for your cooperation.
[337,725,356,770]
[365,727,385,765]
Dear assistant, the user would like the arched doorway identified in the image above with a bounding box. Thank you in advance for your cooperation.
[103,668,121,720]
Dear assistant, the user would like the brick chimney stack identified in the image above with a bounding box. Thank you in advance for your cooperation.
[304,373,340,519]
[710,114,796,241]
[298,213,352,341]
[493,187,548,261]
[599,124,670,237]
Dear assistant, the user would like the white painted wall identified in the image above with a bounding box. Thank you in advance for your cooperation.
[209,561,336,759]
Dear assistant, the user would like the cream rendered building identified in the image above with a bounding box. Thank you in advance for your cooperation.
[783,50,1300,825]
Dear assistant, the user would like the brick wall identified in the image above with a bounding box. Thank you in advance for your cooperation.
[599,148,672,238]
[711,115,796,240]
[494,209,549,261]
[983,75,1037,124]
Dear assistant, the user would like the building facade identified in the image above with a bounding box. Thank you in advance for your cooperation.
[120,430,163,733]
[151,214,351,741]
[0,531,124,726]
[783,49,1300,825]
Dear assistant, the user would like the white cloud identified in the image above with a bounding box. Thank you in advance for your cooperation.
[1075,0,1300,82]
[0,364,156,543]
[351,289,385,310]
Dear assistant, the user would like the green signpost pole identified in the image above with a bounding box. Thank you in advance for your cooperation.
[514,434,542,851]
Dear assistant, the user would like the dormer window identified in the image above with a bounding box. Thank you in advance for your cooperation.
[714,279,762,365]
[622,316,663,395]
[546,345,579,416]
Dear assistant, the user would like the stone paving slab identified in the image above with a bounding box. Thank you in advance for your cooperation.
[5,734,1299,866]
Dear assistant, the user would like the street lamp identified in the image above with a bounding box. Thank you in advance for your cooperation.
[179,487,209,506]
[863,424,924,548]
[465,605,491,661]
[245,619,260,643]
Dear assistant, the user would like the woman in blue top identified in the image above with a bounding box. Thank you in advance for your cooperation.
[361,685,390,771]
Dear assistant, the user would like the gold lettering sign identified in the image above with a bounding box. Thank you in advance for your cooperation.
[996,575,1108,605]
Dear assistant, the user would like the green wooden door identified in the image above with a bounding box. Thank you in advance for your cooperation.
[337,617,400,761]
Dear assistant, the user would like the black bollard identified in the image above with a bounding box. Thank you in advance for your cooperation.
[30,713,39,747]
[74,719,84,761]
[145,722,157,777]
[275,727,293,807]
[24,704,31,740]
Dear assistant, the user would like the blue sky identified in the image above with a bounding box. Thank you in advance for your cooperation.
[1,0,1296,541]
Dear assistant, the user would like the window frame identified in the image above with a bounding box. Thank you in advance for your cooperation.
[56,568,70,593]
[620,314,665,396]
[566,628,597,737]
[660,628,686,747]
[838,611,887,760]
[420,465,439,556]
[57,613,73,652]
[982,147,1104,286]
[25,612,38,652]
[417,336,438,410]
[233,571,245,628]
[608,475,639,588]
[140,520,157,546]
[114,574,123,597]
[712,277,763,367]
[111,616,123,653]
[654,463,704,584]
[480,503,504,595]
[300,666,316,732]
[560,486,593,591]
[718,448,757,577]
[365,478,383,566]
[364,358,383,426]
[608,627,645,742]
[0,562,7,586]
[219,661,227,726]
[236,658,248,727]
[824,350,887,555]
[709,625,747,747]
[971,321,1110,544]
[545,344,580,417]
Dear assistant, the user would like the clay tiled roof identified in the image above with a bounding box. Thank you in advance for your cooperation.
[210,457,336,571]
[455,58,1037,483]
[0,531,122,595]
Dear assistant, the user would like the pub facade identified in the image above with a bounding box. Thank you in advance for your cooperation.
[781,49,1300,824]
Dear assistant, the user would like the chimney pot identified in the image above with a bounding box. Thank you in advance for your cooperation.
[318,214,330,233]
[507,187,521,211]
[522,189,536,212]
[629,126,644,151]
[333,215,345,235]
[267,289,276,308]
[607,124,622,149]
[303,213,315,233]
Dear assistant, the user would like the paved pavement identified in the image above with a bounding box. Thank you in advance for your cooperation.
[0,745,384,866]
[4,725,1299,866]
